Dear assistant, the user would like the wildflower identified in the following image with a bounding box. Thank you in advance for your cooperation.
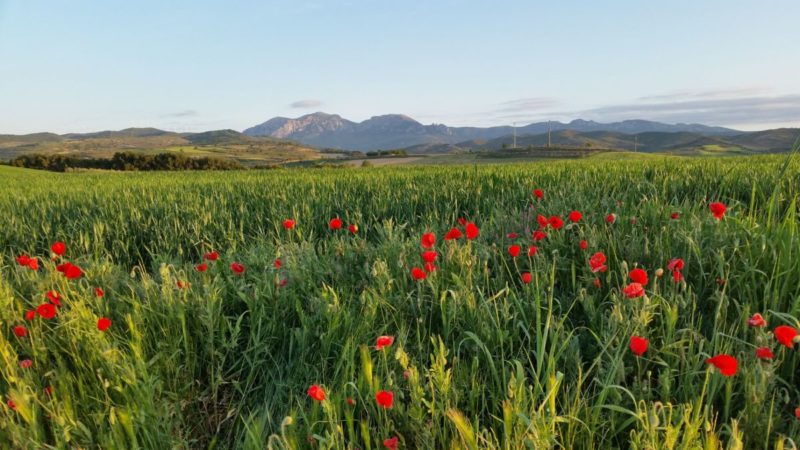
[6,399,16,411]
[568,211,582,223]
[97,317,112,331]
[421,232,436,248]
[375,390,394,409]
[670,212,680,220]
[421,251,438,263]
[623,282,645,299]
[532,231,547,241]
[606,214,616,224]
[307,385,325,402]
[375,336,394,351]
[527,246,538,256]
[195,263,208,272]
[444,228,462,240]
[348,224,358,234]
[346,397,356,406]
[411,267,427,280]
[774,325,798,348]
[24,310,36,321]
[589,252,607,273]
[230,262,245,275]
[329,217,343,230]
[667,258,684,271]
[282,219,296,230]
[672,270,683,283]
[706,354,738,376]
[579,240,588,250]
[51,241,66,256]
[508,245,521,257]
[755,347,774,360]
[13,326,27,338]
[273,259,282,269]
[533,189,543,199]
[521,272,532,284]
[506,232,519,239]
[629,336,648,356]
[465,222,479,240]
[629,268,648,285]
[747,313,766,328]
[46,291,61,306]
[709,202,727,220]
[94,287,105,298]
[56,262,82,279]
[424,262,436,273]
[537,214,549,229]
[19,359,32,369]
[549,215,564,230]
[457,218,468,226]
[384,437,399,450]
[37,304,57,320]
[592,277,601,288]
[204,251,219,261]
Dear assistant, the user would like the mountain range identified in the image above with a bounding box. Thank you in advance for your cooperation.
[243,112,745,151]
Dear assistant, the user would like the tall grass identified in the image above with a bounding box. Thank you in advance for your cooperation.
[1,156,799,448]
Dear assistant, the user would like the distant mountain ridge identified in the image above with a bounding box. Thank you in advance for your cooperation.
[243,112,741,151]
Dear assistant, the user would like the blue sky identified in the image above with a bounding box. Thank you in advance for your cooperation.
[1,0,798,133]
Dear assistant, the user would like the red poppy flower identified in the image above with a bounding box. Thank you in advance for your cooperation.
[422,251,438,263]
[592,277,601,288]
[709,202,727,220]
[56,262,82,279]
[6,399,16,411]
[457,217,468,226]
[527,246,538,256]
[465,222,479,240]
[549,216,564,230]
[375,390,394,409]
[27,258,39,271]
[329,217,343,230]
[747,313,766,328]
[16,254,31,266]
[383,437,398,450]
[348,224,358,234]
[282,219,296,230]
[176,280,189,289]
[13,326,27,338]
[533,189,544,199]
[37,303,57,320]
[424,262,436,273]
[19,359,32,369]
[375,335,394,350]
[706,354,738,376]
[568,211,582,223]
[521,272,532,284]
[506,232,519,239]
[796,408,800,420]
[629,335,648,356]
[671,212,680,220]
[755,347,774,360]
[51,241,66,256]
[774,325,798,348]
[622,282,645,299]
[273,259,282,269]
[411,267,427,280]
[421,232,436,248]
[95,287,105,298]
[606,214,616,224]
[204,251,220,261]
[346,397,356,406]
[230,262,245,275]
[588,252,607,273]
[508,245,521,258]
[666,258,684,272]
[579,240,588,250]
[672,270,683,283]
[24,310,36,321]
[532,231,547,241]
[97,317,111,331]
[195,263,208,272]
[444,228,462,240]
[307,384,325,402]
[43,386,53,396]
[629,268,648,285]
[46,291,61,306]
[537,214,549,229]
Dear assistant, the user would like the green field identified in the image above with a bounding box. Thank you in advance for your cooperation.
[2,156,800,448]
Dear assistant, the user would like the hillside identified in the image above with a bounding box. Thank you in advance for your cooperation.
[243,112,742,151]
[0,129,333,166]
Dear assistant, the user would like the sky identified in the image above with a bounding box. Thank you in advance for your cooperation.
[1,0,798,134]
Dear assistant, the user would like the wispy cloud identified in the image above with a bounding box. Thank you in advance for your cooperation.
[290,99,322,108]
[161,110,198,118]
[580,93,800,126]
[495,97,559,113]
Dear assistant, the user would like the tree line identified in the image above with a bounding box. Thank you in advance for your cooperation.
[8,152,245,172]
